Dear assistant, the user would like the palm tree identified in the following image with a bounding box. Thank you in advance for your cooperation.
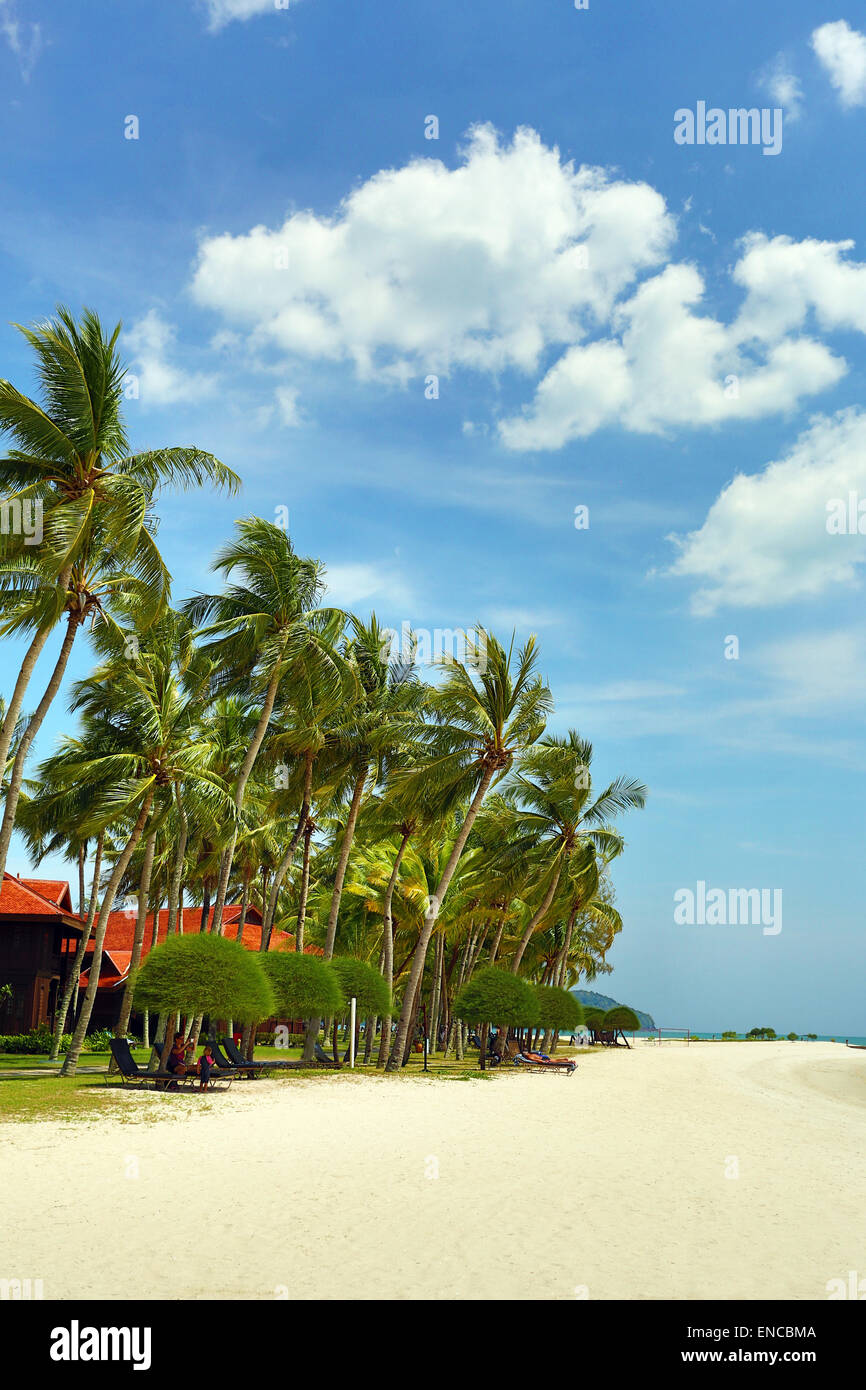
[58,638,235,1075]
[183,518,349,936]
[0,305,240,882]
[502,734,645,973]
[385,631,552,1070]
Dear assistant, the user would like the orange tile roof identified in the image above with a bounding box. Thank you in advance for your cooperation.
[0,872,82,923]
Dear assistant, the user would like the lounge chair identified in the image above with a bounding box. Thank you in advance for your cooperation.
[314,1042,342,1069]
[106,1037,233,1091]
[505,1039,576,1075]
[213,1039,269,1078]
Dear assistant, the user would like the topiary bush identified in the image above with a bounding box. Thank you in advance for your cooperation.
[534,985,584,1033]
[133,932,275,1023]
[604,1005,641,1034]
[329,958,391,1017]
[262,953,345,1020]
[453,967,540,1028]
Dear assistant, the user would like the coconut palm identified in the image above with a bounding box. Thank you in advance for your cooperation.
[385,631,552,1070]
[0,305,240,882]
[183,518,350,936]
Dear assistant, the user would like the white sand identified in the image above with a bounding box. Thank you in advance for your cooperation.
[2,1041,864,1300]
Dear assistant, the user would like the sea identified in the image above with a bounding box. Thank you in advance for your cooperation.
[564,1031,866,1045]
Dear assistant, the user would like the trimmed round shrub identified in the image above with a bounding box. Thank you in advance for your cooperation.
[604,1005,641,1033]
[262,953,345,1019]
[582,1006,607,1034]
[133,933,275,1023]
[330,957,391,1017]
[453,967,540,1028]
[535,985,584,1033]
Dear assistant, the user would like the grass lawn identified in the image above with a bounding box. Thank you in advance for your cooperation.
[0,1042,592,1121]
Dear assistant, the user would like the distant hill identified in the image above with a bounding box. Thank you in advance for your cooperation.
[573,989,656,1033]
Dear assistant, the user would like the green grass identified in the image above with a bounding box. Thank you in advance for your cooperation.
[0,1042,592,1120]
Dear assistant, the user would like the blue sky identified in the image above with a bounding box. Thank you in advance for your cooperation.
[2,0,865,1033]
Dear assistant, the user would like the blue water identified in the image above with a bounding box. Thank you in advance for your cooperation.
[639,1032,866,1045]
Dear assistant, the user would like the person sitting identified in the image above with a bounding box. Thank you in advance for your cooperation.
[166,1032,193,1089]
[197,1040,215,1091]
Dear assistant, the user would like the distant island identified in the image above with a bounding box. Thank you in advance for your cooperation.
[573,989,656,1033]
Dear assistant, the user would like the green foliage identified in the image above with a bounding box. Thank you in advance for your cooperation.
[747,1026,777,1040]
[0,1028,70,1054]
[262,953,345,1020]
[721,1030,738,1040]
[454,967,540,1028]
[329,957,391,1016]
[534,985,583,1032]
[604,1005,640,1033]
[133,932,275,1023]
[786,1032,798,1041]
[582,1005,607,1032]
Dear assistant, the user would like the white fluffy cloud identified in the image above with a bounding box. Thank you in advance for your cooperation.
[124,311,217,407]
[665,409,866,615]
[203,0,300,30]
[812,20,866,107]
[190,125,866,450]
[192,125,675,384]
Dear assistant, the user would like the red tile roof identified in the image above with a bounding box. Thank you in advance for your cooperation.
[0,872,82,923]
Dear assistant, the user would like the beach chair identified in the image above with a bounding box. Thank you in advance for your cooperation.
[215,1039,270,1078]
[505,1039,576,1075]
[107,1038,233,1092]
[314,1042,342,1069]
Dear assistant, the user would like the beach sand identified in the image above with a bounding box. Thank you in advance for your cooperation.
[2,1041,863,1301]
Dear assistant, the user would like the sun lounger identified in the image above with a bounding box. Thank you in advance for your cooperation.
[503,1040,576,1075]
[106,1037,233,1091]
[221,1037,297,1071]
[213,1039,269,1077]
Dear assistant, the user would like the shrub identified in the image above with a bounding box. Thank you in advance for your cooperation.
[534,985,584,1032]
[262,953,345,1021]
[0,1028,68,1054]
[453,968,539,1028]
[133,932,275,1023]
[582,1006,606,1035]
[604,1005,641,1034]
[329,958,390,1017]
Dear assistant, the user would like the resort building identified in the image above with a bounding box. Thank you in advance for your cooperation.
[0,873,85,1034]
[1,872,322,1035]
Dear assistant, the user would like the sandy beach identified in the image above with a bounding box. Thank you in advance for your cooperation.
[2,1041,864,1301]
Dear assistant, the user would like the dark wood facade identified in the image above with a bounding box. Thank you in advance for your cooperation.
[0,913,83,1034]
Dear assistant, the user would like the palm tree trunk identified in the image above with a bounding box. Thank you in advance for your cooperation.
[323,764,368,958]
[0,582,69,795]
[77,843,86,917]
[61,792,154,1076]
[263,750,313,945]
[210,666,282,935]
[376,828,411,1068]
[295,821,313,952]
[49,832,104,1061]
[0,610,81,882]
[510,859,564,974]
[114,827,157,1040]
[387,764,496,1072]
[428,929,444,1054]
[237,871,251,943]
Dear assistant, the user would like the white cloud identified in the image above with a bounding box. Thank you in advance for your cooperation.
[124,311,217,407]
[203,0,301,31]
[0,0,42,80]
[761,55,804,121]
[192,124,674,381]
[275,385,303,426]
[189,125,866,451]
[665,409,866,614]
[812,20,866,107]
[323,562,414,611]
